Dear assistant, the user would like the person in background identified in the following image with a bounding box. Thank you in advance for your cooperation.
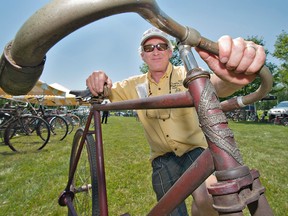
[86,27,265,215]
[101,101,109,124]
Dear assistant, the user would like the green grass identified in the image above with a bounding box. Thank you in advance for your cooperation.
[0,117,287,215]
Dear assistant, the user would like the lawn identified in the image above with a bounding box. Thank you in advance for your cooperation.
[0,116,287,215]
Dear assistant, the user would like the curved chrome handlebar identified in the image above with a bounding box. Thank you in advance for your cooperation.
[0,0,272,106]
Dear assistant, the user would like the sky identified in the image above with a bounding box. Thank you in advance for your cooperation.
[1,0,287,92]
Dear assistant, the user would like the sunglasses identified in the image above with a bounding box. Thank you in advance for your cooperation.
[143,43,169,52]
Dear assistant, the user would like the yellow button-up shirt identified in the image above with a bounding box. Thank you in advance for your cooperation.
[109,63,208,161]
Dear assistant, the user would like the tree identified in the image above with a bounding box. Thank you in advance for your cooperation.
[272,31,288,101]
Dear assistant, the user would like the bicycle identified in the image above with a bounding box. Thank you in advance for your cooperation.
[27,97,69,141]
[1,0,275,215]
[58,40,274,215]
[269,115,288,126]
[59,111,81,134]
[0,100,51,152]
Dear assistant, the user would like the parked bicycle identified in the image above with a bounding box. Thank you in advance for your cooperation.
[269,115,288,126]
[26,98,69,141]
[58,110,81,134]
[0,100,50,152]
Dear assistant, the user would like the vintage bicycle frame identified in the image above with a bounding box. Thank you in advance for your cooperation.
[60,45,273,215]
[0,0,274,215]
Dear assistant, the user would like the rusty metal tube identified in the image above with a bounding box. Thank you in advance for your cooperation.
[8,0,187,66]
[0,0,189,95]
[0,0,272,105]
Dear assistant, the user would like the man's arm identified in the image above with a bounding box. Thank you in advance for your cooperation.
[210,74,244,97]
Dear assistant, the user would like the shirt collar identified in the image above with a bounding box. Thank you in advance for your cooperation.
[147,63,173,84]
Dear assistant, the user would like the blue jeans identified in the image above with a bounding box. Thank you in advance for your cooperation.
[151,147,204,216]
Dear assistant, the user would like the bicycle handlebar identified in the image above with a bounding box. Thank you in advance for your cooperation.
[0,0,272,104]
[0,0,182,95]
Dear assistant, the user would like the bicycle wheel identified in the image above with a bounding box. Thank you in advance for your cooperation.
[4,115,50,152]
[70,114,81,127]
[48,115,69,141]
[64,116,75,135]
[0,113,12,142]
[268,118,276,124]
[65,114,81,134]
[281,117,288,126]
[80,115,89,127]
[68,128,100,216]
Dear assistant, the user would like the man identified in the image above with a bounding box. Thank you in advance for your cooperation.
[101,101,109,124]
[86,27,265,215]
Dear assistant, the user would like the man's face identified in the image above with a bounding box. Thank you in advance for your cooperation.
[141,37,172,73]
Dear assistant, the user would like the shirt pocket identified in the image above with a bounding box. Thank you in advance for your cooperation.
[146,109,171,120]
[171,107,195,117]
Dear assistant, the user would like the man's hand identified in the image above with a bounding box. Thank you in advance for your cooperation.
[196,35,266,87]
[86,70,113,96]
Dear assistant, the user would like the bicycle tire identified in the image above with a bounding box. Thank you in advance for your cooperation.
[268,118,276,125]
[64,116,75,134]
[65,114,81,134]
[281,117,288,126]
[4,115,50,152]
[48,115,69,141]
[80,115,89,127]
[68,128,100,216]
[70,114,81,127]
